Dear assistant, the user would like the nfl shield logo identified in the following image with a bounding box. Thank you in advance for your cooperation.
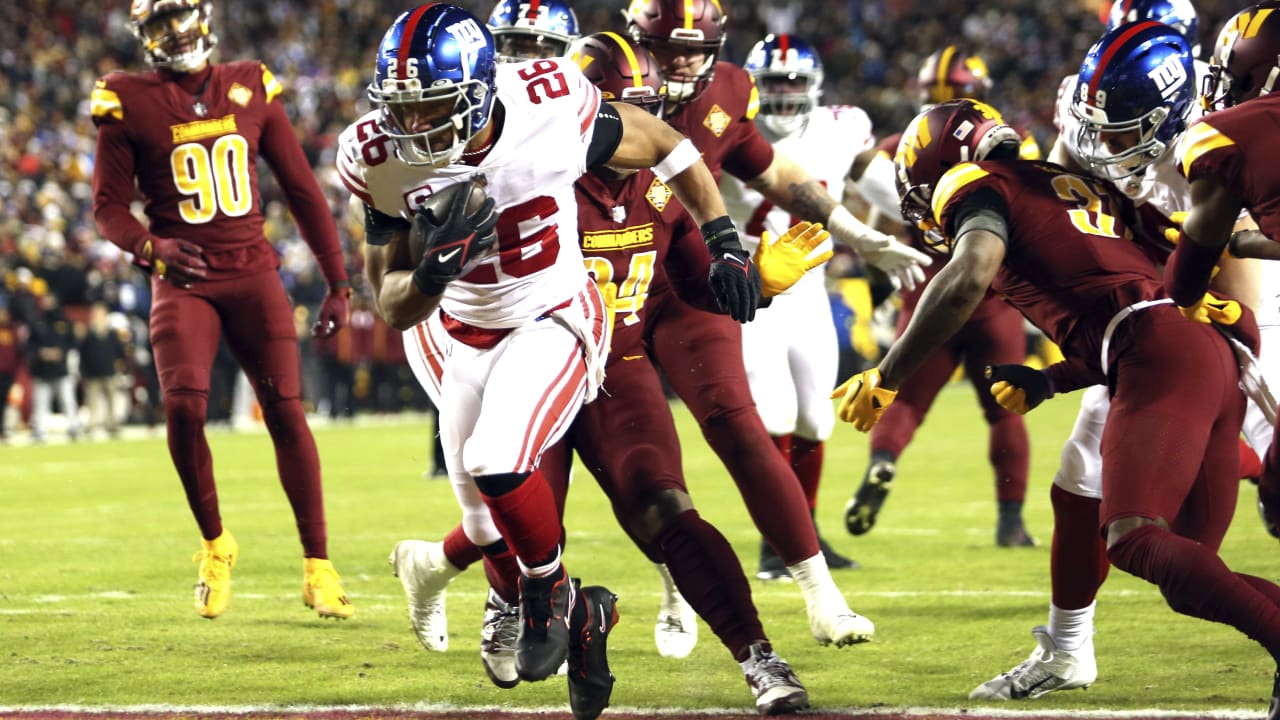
[611,205,626,223]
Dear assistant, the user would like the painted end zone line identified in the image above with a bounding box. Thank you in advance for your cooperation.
[0,705,1263,720]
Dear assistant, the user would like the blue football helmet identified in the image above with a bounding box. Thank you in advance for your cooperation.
[744,34,824,137]
[1107,0,1200,56]
[487,0,579,62]
[1070,21,1195,187]
[367,4,498,168]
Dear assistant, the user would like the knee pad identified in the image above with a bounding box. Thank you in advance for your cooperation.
[260,397,306,435]
[629,489,694,544]
[163,390,207,428]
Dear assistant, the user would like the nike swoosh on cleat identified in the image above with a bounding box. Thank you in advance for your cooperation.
[1009,674,1055,700]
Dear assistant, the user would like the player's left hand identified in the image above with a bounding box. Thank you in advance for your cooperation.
[311,283,351,338]
[984,364,1051,415]
[845,229,932,291]
[1177,292,1242,325]
[754,221,834,297]
[703,217,762,323]
[830,367,897,431]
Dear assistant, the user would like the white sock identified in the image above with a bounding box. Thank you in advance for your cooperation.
[786,552,838,607]
[1048,601,1095,651]
[518,546,562,579]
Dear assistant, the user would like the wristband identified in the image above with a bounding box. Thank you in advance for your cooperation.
[701,216,738,249]
[653,138,702,184]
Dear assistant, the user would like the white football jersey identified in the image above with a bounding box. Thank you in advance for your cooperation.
[720,105,869,293]
[337,58,602,328]
[1051,61,1208,217]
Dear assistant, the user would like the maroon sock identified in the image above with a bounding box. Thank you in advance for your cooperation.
[481,539,521,604]
[868,401,923,459]
[1050,485,1109,609]
[478,469,562,568]
[166,391,221,541]
[656,510,766,662]
[770,433,791,460]
[262,399,327,558]
[790,436,823,512]
[990,414,1029,503]
[702,410,818,563]
[443,523,484,571]
[1108,523,1280,657]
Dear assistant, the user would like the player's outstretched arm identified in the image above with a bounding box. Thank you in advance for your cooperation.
[1166,174,1245,308]
[748,151,931,290]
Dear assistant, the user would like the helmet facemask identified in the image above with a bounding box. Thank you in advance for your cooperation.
[493,29,573,62]
[1070,103,1173,191]
[369,79,491,168]
[755,71,821,136]
[133,1,217,72]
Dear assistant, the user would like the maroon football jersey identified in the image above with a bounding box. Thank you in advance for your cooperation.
[932,160,1166,372]
[576,168,715,359]
[662,62,774,183]
[1180,92,1280,242]
[91,61,342,280]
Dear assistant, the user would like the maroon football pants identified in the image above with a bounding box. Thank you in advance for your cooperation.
[150,269,328,558]
[645,293,819,564]
[870,299,1029,503]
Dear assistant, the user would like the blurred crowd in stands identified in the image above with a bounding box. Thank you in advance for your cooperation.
[0,0,1248,440]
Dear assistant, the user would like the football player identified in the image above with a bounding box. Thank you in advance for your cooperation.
[970,19,1266,700]
[718,33,867,579]
[622,0,881,648]
[90,0,354,620]
[845,46,1036,549]
[487,0,579,62]
[344,3,758,690]
[1169,0,1280,577]
[842,97,1280,719]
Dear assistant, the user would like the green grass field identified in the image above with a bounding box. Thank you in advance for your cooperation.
[1,383,1275,714]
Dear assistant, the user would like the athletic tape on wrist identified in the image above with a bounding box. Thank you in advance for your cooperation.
[653,138,702,184]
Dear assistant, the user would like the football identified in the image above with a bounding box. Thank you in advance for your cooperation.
[408,175,490,264]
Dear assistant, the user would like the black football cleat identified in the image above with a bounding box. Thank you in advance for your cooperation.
[515,567,576,682]
[817,533,860,570]
[756,540,791,581]
[996,518,1038,548]
[845,459,895,535]
[568,582,619,720]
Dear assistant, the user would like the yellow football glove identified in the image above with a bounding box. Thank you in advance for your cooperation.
[753,221,834,298]
[1178,292,1242,325]
[984,364,1051,415]
[829,367,897,432]
[1163,211,1187,245]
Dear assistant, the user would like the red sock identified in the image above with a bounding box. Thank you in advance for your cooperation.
[479,469,562,568]
[1108,523,1280,658]
[1049,485,1108,609]
[790,437,823,512]
[656,510,766,662]
[443,523,483,571]
[1241,437,1263,482]
[481,542,521,604]
[770,433,791,460]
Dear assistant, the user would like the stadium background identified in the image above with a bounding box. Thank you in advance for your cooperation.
[0,0,1250,438]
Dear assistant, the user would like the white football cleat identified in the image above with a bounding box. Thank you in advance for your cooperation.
[653,564,698,658]
[741,642,809,715]
[970,625,1097,700]
[808,600,875,647]
[480,588,521,688]
[389,539,459,652]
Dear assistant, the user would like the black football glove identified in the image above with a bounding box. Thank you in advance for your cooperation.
[411,184,499,296]
[984,364,1052,415]
[702,216,762,323]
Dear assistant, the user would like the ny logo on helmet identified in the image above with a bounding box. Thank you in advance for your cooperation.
[1148,52,1188,98]
[449,18,489,77]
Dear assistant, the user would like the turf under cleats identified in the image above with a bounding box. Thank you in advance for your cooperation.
[389,539,457,651]
[845,459,895,535]
[193,529,237,619]
[740,642,809,715]
[969,625,1097,700]
[303,557,354,619]
[481,588,521,689]
[568,583,619,720]
[515,567,576,682]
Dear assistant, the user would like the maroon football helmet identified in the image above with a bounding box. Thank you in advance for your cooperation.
[130,0,217,72]
[915,46,992,109]
[625,0,725,105]
[570,31,665,116]
[894,99,1020,246]
[1203,1,1280,111]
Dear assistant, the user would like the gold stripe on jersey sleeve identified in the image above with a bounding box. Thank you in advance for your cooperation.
[1019,135,1042,161]
[262,64,283,102]
[745,82,760,120]
[931,162,990,224]
[1179,121,1236,177]
[91,81,123,121]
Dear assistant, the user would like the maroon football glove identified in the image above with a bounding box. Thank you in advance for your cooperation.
[144,237,208,284]
[311,283,352,338]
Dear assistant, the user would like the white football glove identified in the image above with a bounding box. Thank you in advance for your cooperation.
[828,206,931,290]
